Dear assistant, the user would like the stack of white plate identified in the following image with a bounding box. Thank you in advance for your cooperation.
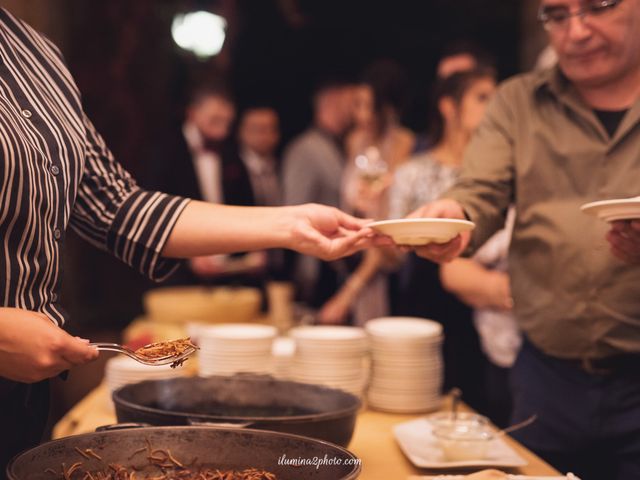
[271,336,295,379]
[105,355,187,394]
[366,317,443,413]
[289,326,369,396]
[196,323,278,377]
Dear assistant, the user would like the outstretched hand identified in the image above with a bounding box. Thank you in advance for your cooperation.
[287,204,385,261]
[405,198,470,263]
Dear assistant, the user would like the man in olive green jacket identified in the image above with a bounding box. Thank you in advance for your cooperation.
[409,1,640,479]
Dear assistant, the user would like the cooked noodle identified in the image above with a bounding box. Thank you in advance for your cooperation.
[44,440,276,480]
[134,338,198,361]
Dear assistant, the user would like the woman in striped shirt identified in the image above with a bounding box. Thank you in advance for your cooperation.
[0,8,375,468]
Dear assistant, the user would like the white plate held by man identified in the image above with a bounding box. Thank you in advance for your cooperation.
[368,218,475,246]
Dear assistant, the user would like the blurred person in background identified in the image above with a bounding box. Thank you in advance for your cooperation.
[238,106,282,208]
[414,41,497,154]
[343,59,415,219]
[436,40,495,81]
[237,105,287,280]
[283,79,356,308]
[153,85,267,285]
[389,68,498,412]
[409,0,640,477]
[0,9,375,471]
[319,59,414,325]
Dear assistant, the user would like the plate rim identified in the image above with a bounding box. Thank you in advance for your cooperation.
[580,198,640,212]
[368,218,475,228]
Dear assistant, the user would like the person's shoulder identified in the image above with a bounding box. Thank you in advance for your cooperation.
[285,128,314,149]
[283,128,327,160]
[488,71,547,122]
[495,71,544,101]
[282,129,317,166]
[0,8,64,59]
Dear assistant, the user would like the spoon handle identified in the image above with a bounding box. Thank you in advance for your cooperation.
[497,413,538,437]
[89,343,130,354]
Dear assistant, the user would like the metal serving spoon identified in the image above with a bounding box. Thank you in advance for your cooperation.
[90,342,198,367]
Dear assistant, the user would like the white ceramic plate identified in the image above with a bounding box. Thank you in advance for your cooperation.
[272,337,296,356]
[368,218,475,245]
[580,197,640,222]
[290,326,367,342]
[197,323,278,340]
[366,317,443,339]
[394,417,527,469]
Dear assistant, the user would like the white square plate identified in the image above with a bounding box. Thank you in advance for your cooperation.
[368,219,475,245]
[394,417,527,469]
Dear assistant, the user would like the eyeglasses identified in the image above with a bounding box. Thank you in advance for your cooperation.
[537,0,624,32]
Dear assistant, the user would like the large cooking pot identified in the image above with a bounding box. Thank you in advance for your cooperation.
[7,426,361,479]
[112,374,361,447]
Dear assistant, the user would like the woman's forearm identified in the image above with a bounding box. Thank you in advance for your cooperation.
[162,201,290,258]
[161,201,376,262]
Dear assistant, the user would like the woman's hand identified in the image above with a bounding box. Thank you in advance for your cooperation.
[285,204,380,261]
[0,308,98,383]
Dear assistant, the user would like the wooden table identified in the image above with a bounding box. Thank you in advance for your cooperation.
[54,384,560,478]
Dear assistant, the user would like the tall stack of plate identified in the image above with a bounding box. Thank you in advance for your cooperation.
[289,326,369,396]
[366,317,443,413]
[105,355,187,395]
[196,323,278,377]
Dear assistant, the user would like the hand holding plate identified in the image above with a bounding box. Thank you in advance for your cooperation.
[606,219,640,264]
[406,199,472,263]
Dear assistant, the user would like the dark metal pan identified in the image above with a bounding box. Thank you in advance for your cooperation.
[7,426,361,479]
[112,374,361,446]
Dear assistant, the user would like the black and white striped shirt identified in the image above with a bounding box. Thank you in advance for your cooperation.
[0,9,189,325]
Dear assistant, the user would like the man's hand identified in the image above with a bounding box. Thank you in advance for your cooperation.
[406,199,471,263]
[606,220,640,264]
[0,308,98,383]
[286,204,382,261]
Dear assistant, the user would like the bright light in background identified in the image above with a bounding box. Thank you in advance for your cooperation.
[171,11,227,59]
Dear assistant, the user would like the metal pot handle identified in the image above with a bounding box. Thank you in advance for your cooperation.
[95,422,150,432]
[187,418,253,429]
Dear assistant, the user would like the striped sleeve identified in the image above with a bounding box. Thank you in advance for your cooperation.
[69,112,190,281]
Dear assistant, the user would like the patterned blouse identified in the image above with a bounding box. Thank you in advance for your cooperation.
[0,9,189,325]
[389,151,460,219]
